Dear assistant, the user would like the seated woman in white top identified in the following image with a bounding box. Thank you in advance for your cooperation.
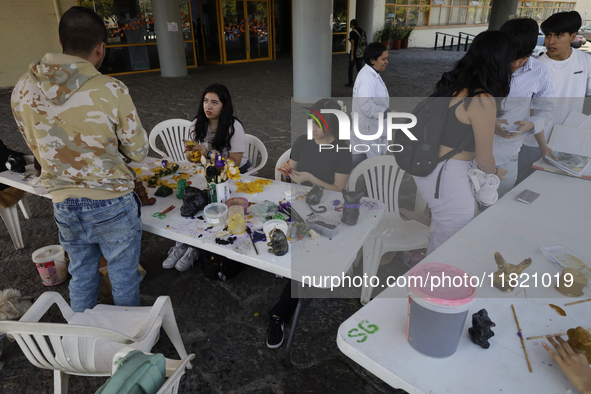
[184,83,250,172]
[163,84,250,272]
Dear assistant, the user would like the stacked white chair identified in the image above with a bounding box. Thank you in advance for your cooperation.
[244,134,268,175]
[348,156,431,304]
[0,292,190,394]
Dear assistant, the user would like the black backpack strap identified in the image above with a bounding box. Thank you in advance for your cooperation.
[434,132,474,199]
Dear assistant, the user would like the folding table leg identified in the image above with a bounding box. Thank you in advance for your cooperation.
[360,236,379,305]
[0,205,24,249]
[284,285,312,368]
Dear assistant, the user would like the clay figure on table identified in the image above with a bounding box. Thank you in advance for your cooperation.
[270,98,352,349]
[306,185,326,213]
[341,189,364,225]
[11,7,149,312]
[544,335,591,394]
[180,186,207,217]
[164,84,251,272]
[468,309,496,349]
[492,252,532,292]
[267,228,288,256]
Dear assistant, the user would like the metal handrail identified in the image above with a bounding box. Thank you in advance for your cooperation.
[457,32,476,52]
[434,32,460,51]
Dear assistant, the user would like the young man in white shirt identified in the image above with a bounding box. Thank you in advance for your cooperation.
[517,11,591,184]
[494,18,554,197]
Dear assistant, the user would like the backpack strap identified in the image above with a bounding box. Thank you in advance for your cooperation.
[433,89,489,199]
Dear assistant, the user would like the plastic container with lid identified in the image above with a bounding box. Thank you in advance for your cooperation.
[32,245,68,286]
[203,203,228,225]
[406,262,476,358]
[305,214,340,238]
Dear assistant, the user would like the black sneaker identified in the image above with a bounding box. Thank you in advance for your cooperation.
[266,316,284,348]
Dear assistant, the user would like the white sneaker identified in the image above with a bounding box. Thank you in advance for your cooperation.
[468,165,500,206]
[162,242,188,269]
[175,247,199,271]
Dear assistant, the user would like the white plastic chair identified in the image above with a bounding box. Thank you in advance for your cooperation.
[1,193,32,250]
[244,134,268,175]
[0,292,189,394]
[274,148,291,181]
[348,156,431,304]
[149,119,193,163]
[111,347,195,394]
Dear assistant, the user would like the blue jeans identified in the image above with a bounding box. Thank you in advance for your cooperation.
[53,193,143,312]
[517,145,542,185]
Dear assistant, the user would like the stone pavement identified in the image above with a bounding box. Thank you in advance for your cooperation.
[0,48,465,394]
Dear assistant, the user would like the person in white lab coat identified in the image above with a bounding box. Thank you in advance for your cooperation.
[351,42,390,168]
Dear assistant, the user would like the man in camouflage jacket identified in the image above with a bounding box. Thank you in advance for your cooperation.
[11,7,149,312]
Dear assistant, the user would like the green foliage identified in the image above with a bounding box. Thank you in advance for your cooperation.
[79,0,115,21]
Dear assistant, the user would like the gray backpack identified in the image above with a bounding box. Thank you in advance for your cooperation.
[354,29,367,58]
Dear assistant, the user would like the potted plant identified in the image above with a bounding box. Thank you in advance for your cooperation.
[377,26,391,48]
[391,26,402,50]
[401,27,414,49]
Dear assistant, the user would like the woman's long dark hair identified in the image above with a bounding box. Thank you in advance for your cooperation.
[191,84,241,153]
[436,30,514,114]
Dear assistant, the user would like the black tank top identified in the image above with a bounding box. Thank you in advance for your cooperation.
[439,99,476,153]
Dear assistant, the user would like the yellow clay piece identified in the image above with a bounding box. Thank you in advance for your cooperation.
[235,179,273,194]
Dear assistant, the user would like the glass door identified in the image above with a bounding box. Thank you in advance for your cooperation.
[200,0,223,63]
[222,0,270,63]
[222,0,248,61]
[246,1,270,60]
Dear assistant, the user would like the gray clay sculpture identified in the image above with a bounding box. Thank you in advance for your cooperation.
[341,189,364,226]
[267,228,289,256]
[306,185,326,213]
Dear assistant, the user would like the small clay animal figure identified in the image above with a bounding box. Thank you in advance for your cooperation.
[267,228,289,256]
[341,189,364,226]
[468,309,496,349]
[134,179,156,206]
[306,185,326,213]
[180,186,208,217]
[492,252,532,292]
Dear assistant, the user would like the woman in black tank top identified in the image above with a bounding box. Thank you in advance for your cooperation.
[414,31,514,254]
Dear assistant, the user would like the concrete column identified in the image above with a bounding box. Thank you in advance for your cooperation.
[356,0,386,43]
[152,0,188,77]
[488,0,519,31]
[293,0,332,101]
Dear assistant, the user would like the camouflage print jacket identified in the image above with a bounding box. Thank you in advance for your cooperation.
[11,53,149,203]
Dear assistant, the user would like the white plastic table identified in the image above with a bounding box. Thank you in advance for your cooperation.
[0,164,50,198]
[1,162,386,365]
[337,170,591,394]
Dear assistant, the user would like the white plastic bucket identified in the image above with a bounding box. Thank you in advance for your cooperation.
[32,245,68,286]
[406,263,476,358]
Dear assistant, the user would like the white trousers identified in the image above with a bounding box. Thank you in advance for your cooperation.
[414,159,477,255]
